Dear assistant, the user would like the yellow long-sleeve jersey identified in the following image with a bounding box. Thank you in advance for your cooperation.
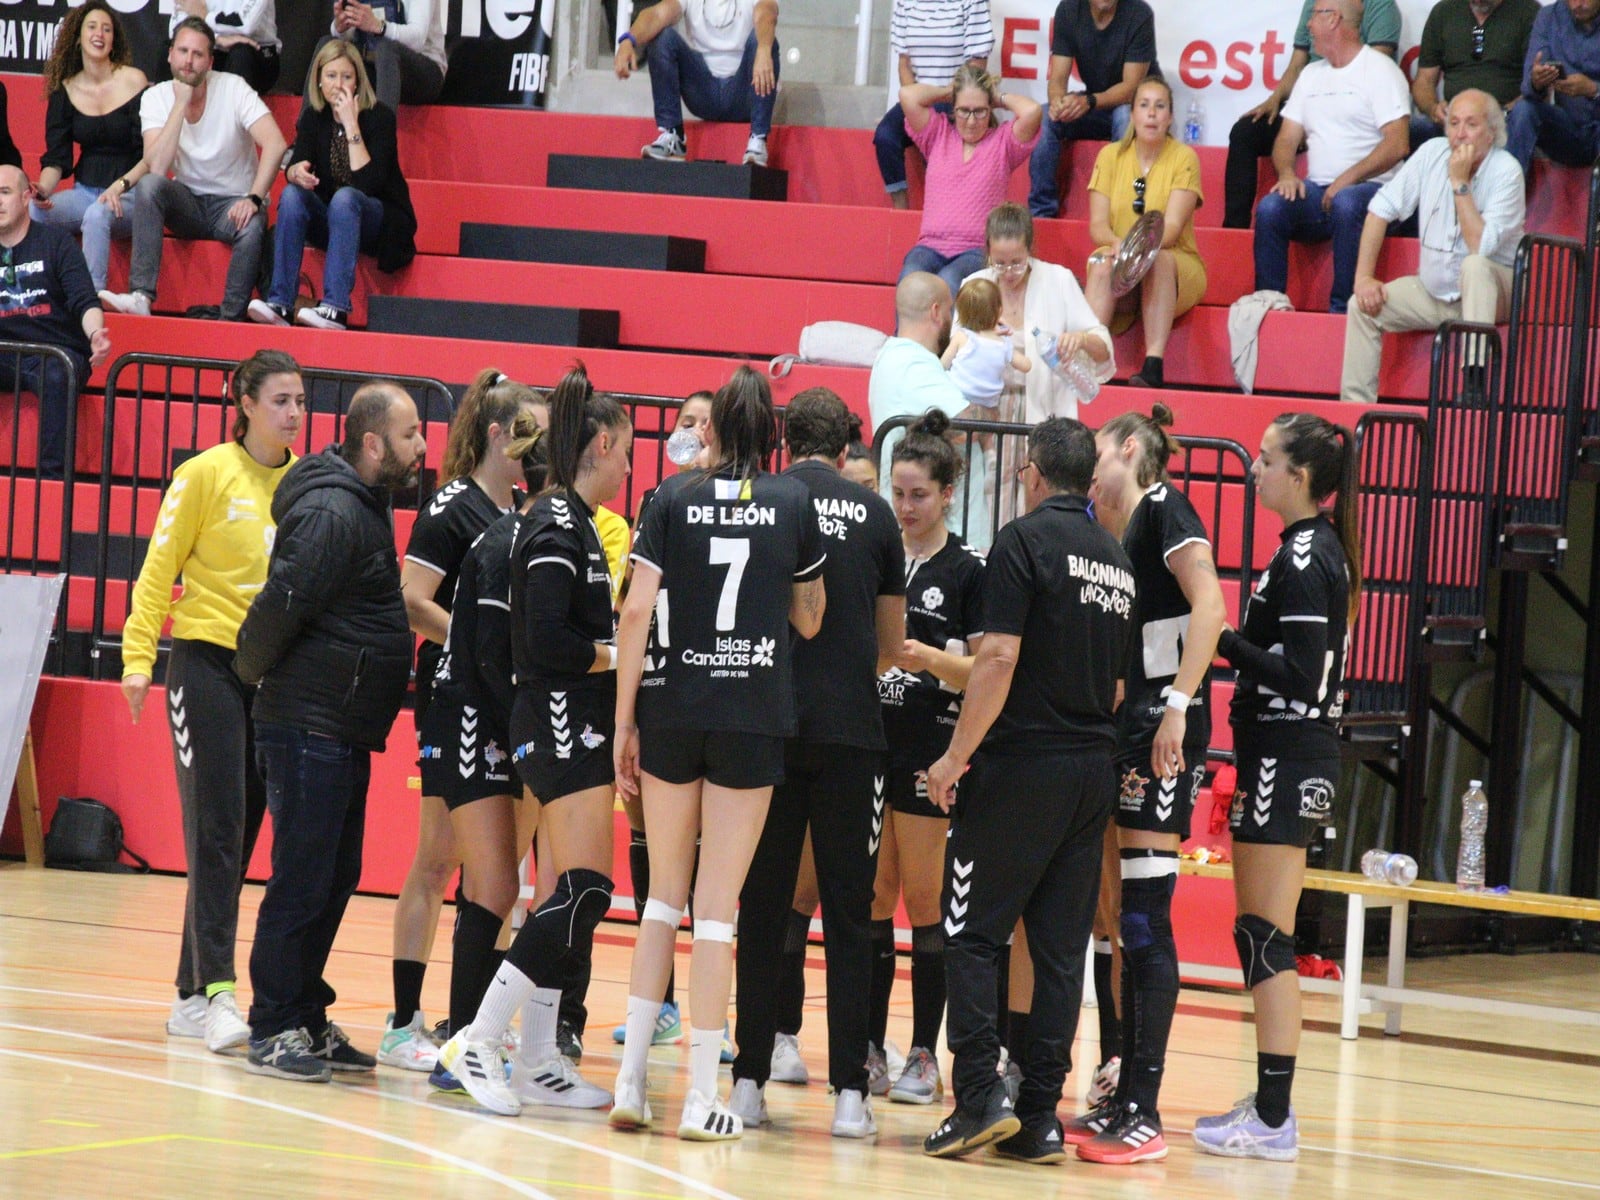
[596,504,631,605]
[121,441,296,678]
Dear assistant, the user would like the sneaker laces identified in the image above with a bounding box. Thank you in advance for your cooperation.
[284,1028,316,1054]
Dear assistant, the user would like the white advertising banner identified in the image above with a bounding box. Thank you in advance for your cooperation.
[985,0,1550,145]
[0,575,63,842]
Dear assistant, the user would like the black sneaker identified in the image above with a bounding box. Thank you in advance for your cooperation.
[311,1022,376,1072]
[993,1116,1068,1164]
[557,1020,583,1062]
[1061,1096,1122,1145]
[248,1027,332,1082]
[923,1086,1021,1158]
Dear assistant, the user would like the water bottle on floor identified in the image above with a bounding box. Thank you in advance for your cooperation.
[1360,849,1418,886]
[1456,780,1488,892]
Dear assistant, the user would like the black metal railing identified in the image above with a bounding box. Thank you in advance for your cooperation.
[1578,161,1600,476]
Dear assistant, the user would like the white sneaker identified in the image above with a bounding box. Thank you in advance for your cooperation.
[1087,1055,1121,1106]
[610,1073,653,1130]
[204,991,251,1052]
[888,1045,941,1104]
[167,994,207,1039]
[512,1052,612,1109]
[831,1089,877,1139]
[294,302,348,330]
[99,289,151,317]
[866,1040,890,1096]
[641,128,687,161]
[728,1077,769,1127]
[377,1011,439,1072]
[247,298,290,326]
[438,1032,520,1116]
[770,1031,809,1084]
[679,1088,742,1141]
[742,134,768,167]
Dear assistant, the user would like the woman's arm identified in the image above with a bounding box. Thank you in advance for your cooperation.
[899,82,947,135]
[1087,188,1117,251]
[612,561,659,797]
[400,560,449,643]
[1160,187,1199,249]
[895,632,983,691]
[998,91,1043,144]
[1151,542,1225,777]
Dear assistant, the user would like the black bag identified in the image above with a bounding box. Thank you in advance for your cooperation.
[43,797,151,873]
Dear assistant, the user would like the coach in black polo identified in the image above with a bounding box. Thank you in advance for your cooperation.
[922,417,1136,1163]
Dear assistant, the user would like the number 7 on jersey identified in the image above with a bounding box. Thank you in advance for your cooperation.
[708,536,750,631]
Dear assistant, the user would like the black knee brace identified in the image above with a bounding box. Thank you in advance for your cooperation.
[509,868,614,983]
[1233,912,1296,990]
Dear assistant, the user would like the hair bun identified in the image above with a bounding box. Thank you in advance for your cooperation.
[910,408,951,439]
[1150,402,1175,428]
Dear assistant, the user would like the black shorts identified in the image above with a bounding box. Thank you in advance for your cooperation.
[887,761,947,820]
[418,697,517,810]
[641,729,786,790]
[1229,746,1340,848]
[1114,750,1206,836]
[510,685,615,805]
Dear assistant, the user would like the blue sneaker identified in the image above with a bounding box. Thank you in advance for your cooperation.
[721,1020,735,1064]
[610,1000,683,1046]
[1192,1094,1299,1161]
[429,1062,467,1095]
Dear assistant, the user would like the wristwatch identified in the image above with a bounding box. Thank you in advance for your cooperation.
[247,193,265,210]
[618,31,638,47]
[1084,91,1098,111]
[1453,181,1471,196]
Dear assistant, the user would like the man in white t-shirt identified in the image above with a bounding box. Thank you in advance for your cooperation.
[99,19,287,322]
[1251,0,1411,314]
[614,0,780,167]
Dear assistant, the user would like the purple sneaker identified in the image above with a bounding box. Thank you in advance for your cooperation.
[1191,1094,1298,1161]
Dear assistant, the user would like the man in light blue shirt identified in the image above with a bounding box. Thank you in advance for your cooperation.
[1504,0,1600,174]
[1340,89,1523,405]
[870,272,991,548]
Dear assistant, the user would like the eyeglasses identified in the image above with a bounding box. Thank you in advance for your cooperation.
[990,260,1029,275]
[1471,23,1486,60]
[1016,459,1037,480]
[1,246,13,288]
[1132,176,1147,215]
[953,106,991,122]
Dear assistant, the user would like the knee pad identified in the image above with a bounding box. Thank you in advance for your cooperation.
[1120,852,1178,953]
[694,918,734,944]
[537,868,613,951]
[641,896,683,929]
[1234,913,1295,990]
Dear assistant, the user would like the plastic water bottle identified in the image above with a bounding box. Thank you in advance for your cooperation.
[1031,327,1100,404]
[1360,849,1418,886]
[1184,99,1204,146]
[1456,779,1488,892]
[665,427,703,467]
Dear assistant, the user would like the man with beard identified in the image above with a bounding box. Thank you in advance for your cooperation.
[234,381,426,1082]
[99,17,286,322]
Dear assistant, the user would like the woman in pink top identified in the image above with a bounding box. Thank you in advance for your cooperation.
[900,65,1042,303]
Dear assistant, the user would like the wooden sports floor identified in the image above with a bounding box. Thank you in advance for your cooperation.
[2,864,1596,1199]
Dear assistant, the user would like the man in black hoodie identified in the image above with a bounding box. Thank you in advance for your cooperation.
[235,380,425,1082]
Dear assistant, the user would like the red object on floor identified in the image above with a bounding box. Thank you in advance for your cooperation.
[1209,764,1237,835]
[1296,954,1343,981]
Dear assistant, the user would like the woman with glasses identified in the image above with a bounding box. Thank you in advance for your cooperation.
[1084,77,1206,389]
[898,65,1042,304]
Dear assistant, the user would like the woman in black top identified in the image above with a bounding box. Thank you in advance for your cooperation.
[31,1,149,292]
[249,38,415,331]
[1193,412,1359,1163]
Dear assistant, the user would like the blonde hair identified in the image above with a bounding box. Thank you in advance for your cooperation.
[955,277,1002,332]
[1117,77,1174,150]
[948,63,1000,111]
[305,39,376,112]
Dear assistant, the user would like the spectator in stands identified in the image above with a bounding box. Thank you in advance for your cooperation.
[1505,0,1600,177]
[248,41,415,332]
[876,0,994,209]
[332,0,448,109]
[900,67,1042,304]
[842,413,877,490]
[1084,77,1205,389]
[1223,0,1399,230]
[170,0,281,94]
[0,165,111,480]
[121,350,304,1057]
[1252,0,1411,314]
[616,0,780,168]
[1027,0,1160,220]
[1410,0,1538,147]
[235,381,425,1082]
[1341,90,1522,406]
[98,19,286,322]
[0,83,20,169]
[31,1,149,293]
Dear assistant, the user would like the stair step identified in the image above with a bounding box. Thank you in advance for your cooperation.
[365,296,621,348]
[546,154,788,202]
[459,223,707,272]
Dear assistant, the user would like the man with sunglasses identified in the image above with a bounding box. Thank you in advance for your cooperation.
[1505,0,1600,176]
[0,165,111,480]
[1411,0,1539,148]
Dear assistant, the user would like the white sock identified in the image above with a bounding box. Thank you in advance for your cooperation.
[689,1026,723,1100]
[520,987,560,1064]
[465,959,534,1043]
[618,994,659,1085]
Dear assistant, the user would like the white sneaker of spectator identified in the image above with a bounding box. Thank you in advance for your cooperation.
[742,135,768,167]
[296,303,349,331]
[642,128,686,161]
[248,299,291,327]
[98,290,151,317]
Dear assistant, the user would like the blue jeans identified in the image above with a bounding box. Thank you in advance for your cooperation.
[1252,179,1383,314]
[899,243,987,305]
[269,185,383,314]
[646,27,779,137]
[247,722,371,1040]
[1027,104,1131,217]
[1505,98,1600,176]
[874,101,952,194]
[30,184,136,291]
[0,348,88,480]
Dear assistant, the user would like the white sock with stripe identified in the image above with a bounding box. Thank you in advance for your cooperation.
[520,986,560,1064]
[464,959,533,1044]
[688,1026,723,1101]
[618,994,659,1085]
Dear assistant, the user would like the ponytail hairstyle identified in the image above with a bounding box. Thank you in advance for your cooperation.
[1097,402,1182,489]
[891,408,966,493]
[231,349,303,443]
[544,360,628,495]
[441,368,541,483]
[504,405,548,495]
[1272,412,1362,623]
[704,365,777,483]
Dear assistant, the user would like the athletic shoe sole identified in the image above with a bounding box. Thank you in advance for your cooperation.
[1191,1134,1298,1162]
[925,1113,1021,1158]
[1077,1132,1169,1164]
[992,1138,1068,1164]
[246,1059,331,1083]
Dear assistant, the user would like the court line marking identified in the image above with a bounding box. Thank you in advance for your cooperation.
[0,1035,556,1200]
[0,1020,748,1200]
